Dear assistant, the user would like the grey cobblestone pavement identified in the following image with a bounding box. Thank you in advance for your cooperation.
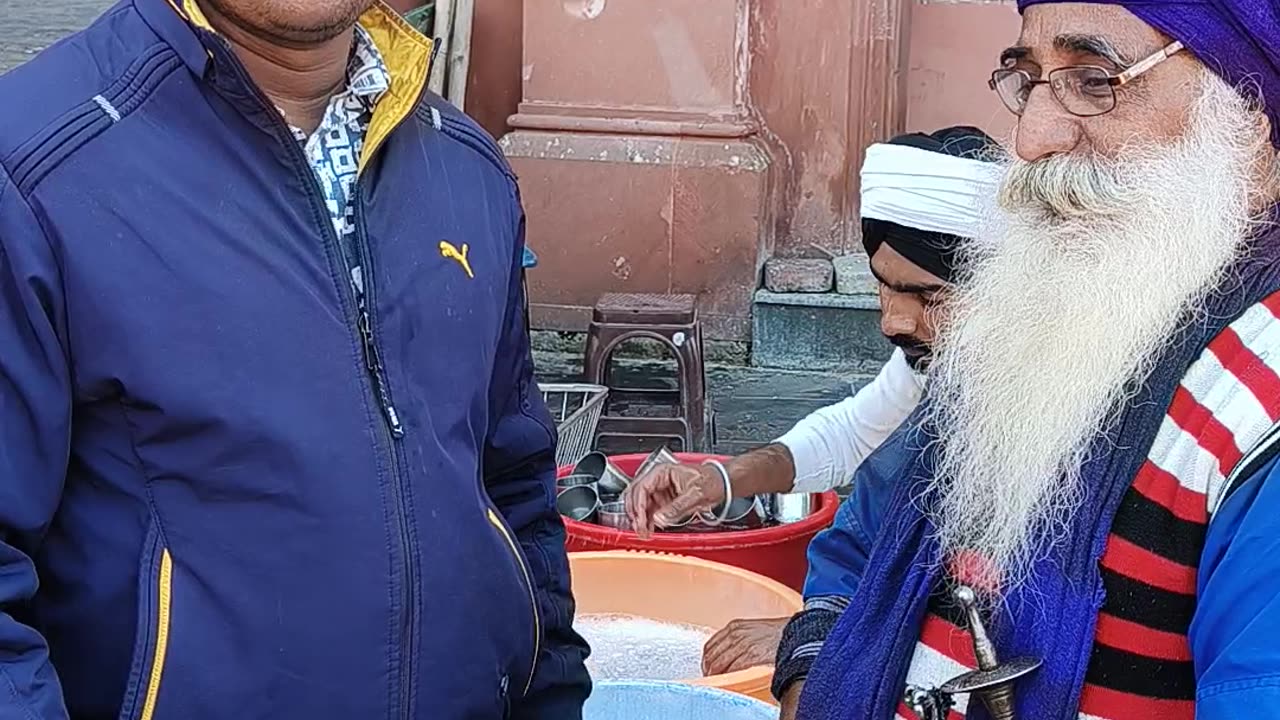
[0,0,113,73]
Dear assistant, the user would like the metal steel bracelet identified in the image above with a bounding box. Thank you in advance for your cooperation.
[702,459,733,525]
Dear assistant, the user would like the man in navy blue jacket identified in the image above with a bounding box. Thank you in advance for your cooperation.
[0,1,589,718]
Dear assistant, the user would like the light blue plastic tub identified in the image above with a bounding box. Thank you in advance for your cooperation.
[584,681,777,720]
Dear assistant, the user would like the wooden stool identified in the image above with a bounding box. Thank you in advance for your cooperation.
[584,293,710,452]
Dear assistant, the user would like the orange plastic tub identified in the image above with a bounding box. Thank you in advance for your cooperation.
[570,551,803,703]
[560,453,840,591]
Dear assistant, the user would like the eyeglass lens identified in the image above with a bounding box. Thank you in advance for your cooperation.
[993,67,1116,118]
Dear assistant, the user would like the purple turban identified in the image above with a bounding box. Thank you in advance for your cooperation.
[1017,0,1280,146]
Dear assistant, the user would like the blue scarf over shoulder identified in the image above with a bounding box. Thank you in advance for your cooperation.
[797,226,1280,720]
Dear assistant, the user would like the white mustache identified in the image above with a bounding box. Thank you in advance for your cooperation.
[999,152,1127,221]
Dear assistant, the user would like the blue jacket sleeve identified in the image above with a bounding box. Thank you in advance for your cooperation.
[483,194,591,720]
[0,164,71,717]
[1191,453,1280,718]
[801,425,910,600]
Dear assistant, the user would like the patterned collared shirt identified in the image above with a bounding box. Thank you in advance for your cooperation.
[286,25,390,299]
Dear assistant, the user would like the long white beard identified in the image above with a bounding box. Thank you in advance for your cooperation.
[924,72,1268,591]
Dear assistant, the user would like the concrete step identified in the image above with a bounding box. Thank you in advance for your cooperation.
[751,290,892,373]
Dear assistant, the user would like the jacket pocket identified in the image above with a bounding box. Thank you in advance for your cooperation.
[117,520,175,720]
[485,507,541,696]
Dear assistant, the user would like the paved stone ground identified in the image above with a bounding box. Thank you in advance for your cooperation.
[0,0,113,73]
[536,351,871,457]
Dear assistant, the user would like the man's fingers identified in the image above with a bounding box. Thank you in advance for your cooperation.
[624,471,670,538]
[701,626,733,675]
[654,476,715,526]
[702,622,748,675]
[665,488,705,517]
[703,623,736,652]
[631,494,655,539]
[703,633,749,676]
[627,467,678,534]
[623,464,714,535]
[624,482,649,526]
[706,632,737,671]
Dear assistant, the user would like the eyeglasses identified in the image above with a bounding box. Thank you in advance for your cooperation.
[989,40,1183,117]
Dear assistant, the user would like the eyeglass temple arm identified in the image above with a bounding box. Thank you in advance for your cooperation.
[1115,40,1184,84]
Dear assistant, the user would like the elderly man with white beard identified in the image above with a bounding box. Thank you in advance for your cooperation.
[780,2,1280,720]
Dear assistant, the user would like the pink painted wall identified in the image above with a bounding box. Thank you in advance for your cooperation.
[447,0,1024,256]
[904,1,1021,142]
[441,0,1030,339]
[750,0,863,258]
[750,0,1022,259]
[465,0,525,140]
[401,0,1024,229]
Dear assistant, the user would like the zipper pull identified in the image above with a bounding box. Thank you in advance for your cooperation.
[384,404,405,437]
[358,310,405,438]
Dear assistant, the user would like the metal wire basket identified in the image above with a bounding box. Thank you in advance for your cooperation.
[539,383,609,468]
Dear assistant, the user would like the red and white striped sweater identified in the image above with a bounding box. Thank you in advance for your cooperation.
[898,292,1280,720]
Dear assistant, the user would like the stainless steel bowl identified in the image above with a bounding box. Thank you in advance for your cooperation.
[556,484,600,523]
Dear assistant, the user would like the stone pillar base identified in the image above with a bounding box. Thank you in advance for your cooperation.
[502,129,771,341]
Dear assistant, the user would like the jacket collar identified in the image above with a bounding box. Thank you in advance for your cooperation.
[133,0,212,77]
[133,0,433,173]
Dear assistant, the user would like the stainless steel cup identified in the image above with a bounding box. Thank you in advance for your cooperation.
[573,452,633,496]
[659,511,700,532]
[701,495,767,530]
[771,493,813,524]
[557,472,598,493]
[556,484,600,523]
[597,501,631,531]
[634,446,681,481]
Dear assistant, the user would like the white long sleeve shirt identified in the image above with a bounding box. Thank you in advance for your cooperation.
[776,348,926,493]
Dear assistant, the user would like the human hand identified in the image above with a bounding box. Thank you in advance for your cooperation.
[702,617,789,676]
[623,462,726,539]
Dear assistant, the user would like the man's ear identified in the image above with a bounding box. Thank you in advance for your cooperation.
[1256,112,1273,150]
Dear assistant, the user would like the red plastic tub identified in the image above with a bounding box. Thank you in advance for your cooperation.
[558,453,840,591]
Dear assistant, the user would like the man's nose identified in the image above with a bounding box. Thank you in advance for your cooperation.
[881,301,917,338]
[1014,86,1084,162]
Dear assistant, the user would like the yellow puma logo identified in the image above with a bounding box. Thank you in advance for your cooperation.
[439,241,474,279]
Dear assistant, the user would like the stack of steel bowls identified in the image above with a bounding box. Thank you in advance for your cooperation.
[555,451,632,528]
[556,471,600,523]
[556,447,811,532]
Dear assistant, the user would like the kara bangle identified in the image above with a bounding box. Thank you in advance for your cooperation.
[702,459,733,525]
